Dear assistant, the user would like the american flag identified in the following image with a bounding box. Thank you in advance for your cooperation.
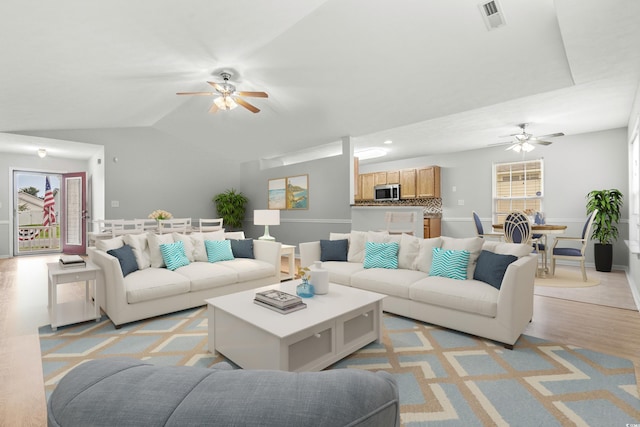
[43,176,56,226]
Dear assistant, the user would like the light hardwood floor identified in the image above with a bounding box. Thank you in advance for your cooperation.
[1,255,639,426]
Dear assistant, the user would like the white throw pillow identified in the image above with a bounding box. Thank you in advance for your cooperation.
[191,230,226,262]
[413,237,442,273]
[440,236,484,278]
[96,236,124,252]
[482,241,533,258]
[123,233,151,269]
[347,230,367,263]
[172,233,196,262]
[147,232,175,268]
[366,230,390,243]
[330,232,351,243]
[398,233,421,270]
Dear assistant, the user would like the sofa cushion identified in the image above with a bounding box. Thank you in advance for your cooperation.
[160,241,191,271]
[413,237,442,273]
[351,268,428,299]
[96,236,124,252]
[176,262,239,292]
[429,247,470,280]
[172,233,196,262]
[205,239,234,263]
[218,259,277,282]
[147,233,175,268]
[363,242,399,269]
[320,239,348,262]
[123,233,151,270]
[107,244,139,277]
[123,268,190,304]
[481,241,534,258]
[440,236,484,279]
[191,231,226,262]
[230,239,254,259]
[410,277,499,318]
[347,230,367,263]
[473,250,518,290]
[329,232,351,243]
[321,261,365,286]
[398,233,421,270]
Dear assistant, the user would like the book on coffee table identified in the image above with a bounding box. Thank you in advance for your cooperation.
[253,299,307,314]
[255,290,302,309]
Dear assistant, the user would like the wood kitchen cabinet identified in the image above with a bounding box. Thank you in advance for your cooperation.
[386,171,400,184]
[361,173,375,200]
[417,166,441,198]
[399,169,416,199]
[423,217,441,238]
[374,172,387,185]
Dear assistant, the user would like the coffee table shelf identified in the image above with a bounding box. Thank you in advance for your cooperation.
[206,281,385,372]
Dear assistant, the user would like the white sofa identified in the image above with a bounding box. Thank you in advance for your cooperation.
[88,231,282,327]
[299,232,537,348]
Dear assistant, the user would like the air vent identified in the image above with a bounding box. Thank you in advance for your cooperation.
[479,0,506,30]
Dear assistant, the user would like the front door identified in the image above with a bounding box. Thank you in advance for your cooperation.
[61,172,87,255]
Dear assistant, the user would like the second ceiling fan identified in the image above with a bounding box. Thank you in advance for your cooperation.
[177,72,268,114]
[500,123,564,152]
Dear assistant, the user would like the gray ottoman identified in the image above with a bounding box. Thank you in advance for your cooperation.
[48,357,400,427]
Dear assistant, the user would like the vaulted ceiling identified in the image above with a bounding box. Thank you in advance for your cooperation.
[1,0,639,163]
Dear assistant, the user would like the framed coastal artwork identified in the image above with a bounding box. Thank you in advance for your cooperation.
[268,178,286,210]
[286,174,309,210]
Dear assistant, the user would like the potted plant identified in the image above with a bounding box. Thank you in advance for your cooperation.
[585,189,623,272]
[213,189,248,230]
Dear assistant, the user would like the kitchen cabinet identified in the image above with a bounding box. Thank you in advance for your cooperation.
[423,218,441,238]
[386,171,400,184]
[400,169,416,199]
[417,166,441,198]
[361,173,375,200]
[374,172,387,185]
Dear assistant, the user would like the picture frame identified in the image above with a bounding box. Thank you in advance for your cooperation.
[268,178,286,210]
[286,174,309,210]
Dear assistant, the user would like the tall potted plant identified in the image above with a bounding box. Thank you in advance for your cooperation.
[585,189,623,272]
[213,189,248,231]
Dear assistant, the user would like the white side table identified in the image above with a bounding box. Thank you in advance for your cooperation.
[47,261,101,331]
[280,244,296,281]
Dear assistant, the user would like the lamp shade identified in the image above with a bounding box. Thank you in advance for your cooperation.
[254,209,280,226]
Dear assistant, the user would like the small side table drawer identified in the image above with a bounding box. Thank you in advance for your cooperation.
[53,269,97,283]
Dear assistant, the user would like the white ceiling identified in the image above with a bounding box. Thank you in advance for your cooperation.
[0,0,639,163]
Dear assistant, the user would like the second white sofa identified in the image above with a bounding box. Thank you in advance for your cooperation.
[300,232,537,348]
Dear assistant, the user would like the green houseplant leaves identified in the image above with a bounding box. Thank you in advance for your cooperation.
[213,189,248,230]
[585,189,623,244]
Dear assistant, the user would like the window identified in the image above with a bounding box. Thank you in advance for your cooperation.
[493,159,544,224]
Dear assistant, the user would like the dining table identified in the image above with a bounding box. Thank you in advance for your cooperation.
[492,223,567,276]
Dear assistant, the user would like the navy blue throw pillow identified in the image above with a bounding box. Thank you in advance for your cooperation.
[473,250,518,290]
[107,244,139,277]
[320,239,348,262]
[230,239,254,259]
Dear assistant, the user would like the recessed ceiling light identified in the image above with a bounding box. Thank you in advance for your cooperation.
[37,148,47,158]
[383,140,393,144]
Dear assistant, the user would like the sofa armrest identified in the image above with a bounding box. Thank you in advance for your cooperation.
[87,247,127,314]
[495,254,537,325]
[299,241,321,268]
[253,240,282,281]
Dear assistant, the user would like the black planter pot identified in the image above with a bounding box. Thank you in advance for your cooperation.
[594,243,613,272]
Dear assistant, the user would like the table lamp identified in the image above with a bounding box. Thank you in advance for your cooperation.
[254,209,279,241]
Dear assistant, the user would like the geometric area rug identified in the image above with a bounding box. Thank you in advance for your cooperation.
[39,308,640,426]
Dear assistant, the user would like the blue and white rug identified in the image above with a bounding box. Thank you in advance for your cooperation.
[39,307,640,426]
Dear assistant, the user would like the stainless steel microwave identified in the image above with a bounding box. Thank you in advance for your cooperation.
[374,184,400,201]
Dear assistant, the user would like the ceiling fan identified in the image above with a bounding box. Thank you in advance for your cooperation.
[177,72,268,114]
[499,123,564,152]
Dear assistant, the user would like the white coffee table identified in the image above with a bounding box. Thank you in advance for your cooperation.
[206,281,385,372]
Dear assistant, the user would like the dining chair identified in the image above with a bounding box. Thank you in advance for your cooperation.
[158,218,191,234]
[110,219,144,237]
[503,211,544,275]
[472,211,502,240]
[199,218,224,232]
[135,218,159,232]
[550,209,597,281]
[384,212,417,235]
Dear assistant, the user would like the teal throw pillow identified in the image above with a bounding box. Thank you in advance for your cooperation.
[473,250,518,289]
[363,241,399,269]
[429,247,470,280]
[205,239,234,263]
[107,244,139,277]
[159,241,190,271]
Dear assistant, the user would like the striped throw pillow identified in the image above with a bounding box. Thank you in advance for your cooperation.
[363,241,399,269]
[428,247,470,280]
[159,240,190,271]
[205,239,234,263]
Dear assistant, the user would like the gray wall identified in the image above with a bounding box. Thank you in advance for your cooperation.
[360,127,629,269]
[627,81,640,304]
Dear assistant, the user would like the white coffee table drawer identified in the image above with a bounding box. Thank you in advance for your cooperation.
[287,324,334,372]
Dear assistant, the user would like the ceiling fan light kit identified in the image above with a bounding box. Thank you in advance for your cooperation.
[500,123,565,153]
[177,71,268,114]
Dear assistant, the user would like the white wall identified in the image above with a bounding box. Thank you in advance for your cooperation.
[627,81,640,302]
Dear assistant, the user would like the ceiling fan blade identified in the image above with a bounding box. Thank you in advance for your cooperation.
[504,144,519,151]
[207,81,225,92]
[235,97,260,113]
[208,103,219,113]
[236,91,269,98]
[534,132,564,139]
[176,92,216,96]
[532,140,553,146]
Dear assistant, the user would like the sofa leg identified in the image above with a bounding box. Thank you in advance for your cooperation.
[503,343,514,350]
[115,324,122,330]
